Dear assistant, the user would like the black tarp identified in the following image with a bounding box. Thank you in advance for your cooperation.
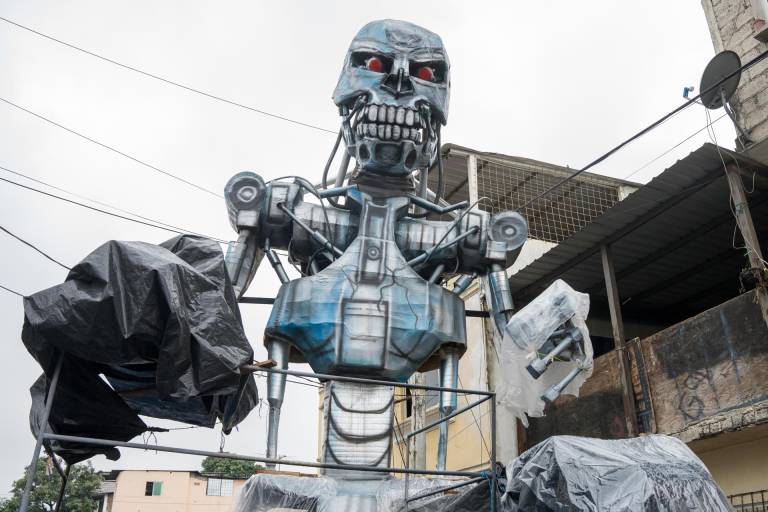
[504,435,731,511]
[23,235,259,463]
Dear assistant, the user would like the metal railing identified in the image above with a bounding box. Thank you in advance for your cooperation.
[730,490,768,511]
[19,356,498,512]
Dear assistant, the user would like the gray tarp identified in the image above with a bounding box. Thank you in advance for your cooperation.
[504,435,731,511]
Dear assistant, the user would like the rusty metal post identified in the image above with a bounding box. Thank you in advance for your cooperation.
[600,244,638,437]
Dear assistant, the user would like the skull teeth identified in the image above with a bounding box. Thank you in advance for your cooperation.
[396,107,405,124]
[405,110,414,126]
[357,122,422,143]
[355,103,427,143]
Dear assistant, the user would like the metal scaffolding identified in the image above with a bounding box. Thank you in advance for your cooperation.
[19,357,498,512]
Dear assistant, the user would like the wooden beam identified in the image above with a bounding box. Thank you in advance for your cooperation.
[467,154,479,204]
[408,372,426,470]
[724,163,768,328]
[600,244,639,437]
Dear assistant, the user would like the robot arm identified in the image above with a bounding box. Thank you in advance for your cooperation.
[224,172,295,467]
[224,172,269,297]
[483,211,528,335]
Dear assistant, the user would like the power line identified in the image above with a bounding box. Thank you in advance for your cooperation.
[622,113,728,181]
[0,224,71,270]
[457,375,490,459]
[0,96,222,198]
[0,174,228,243]
[517,47,768,212]
[0,283,24,297]
[0,165,227,242]
[0,16,338,135]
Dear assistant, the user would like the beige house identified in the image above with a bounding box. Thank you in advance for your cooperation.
[97,470,248,512]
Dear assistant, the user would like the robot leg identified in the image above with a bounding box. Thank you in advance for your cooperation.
[265,339,289,468]
[437,345,459,472]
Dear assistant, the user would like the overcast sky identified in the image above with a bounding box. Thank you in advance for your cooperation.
[0,0,737,493]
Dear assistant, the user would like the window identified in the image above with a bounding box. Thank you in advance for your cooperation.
[206,478,233,497]
[144,481,162,496]
[405,369,440,418]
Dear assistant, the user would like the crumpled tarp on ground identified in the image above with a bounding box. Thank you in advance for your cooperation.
[233,473,506,512]
[23,235,259,464]
[503,435,731,511]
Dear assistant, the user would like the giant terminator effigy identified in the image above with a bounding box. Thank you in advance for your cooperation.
[223,19,589,510]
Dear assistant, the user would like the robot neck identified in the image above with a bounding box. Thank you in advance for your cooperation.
[349,169,417,198]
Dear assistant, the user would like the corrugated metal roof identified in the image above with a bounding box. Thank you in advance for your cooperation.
[509,143,768,317]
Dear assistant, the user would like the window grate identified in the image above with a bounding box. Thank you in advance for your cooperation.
[206,478,234,497]
[730,490,768,511]
[475,158,621,243]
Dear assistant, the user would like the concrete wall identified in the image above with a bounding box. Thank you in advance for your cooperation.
[523,350,627,448]
[522,290,768,444]
[111,471,247,512]
[702,0,768,147]
[639,290,768,439]
[694,429,768,496]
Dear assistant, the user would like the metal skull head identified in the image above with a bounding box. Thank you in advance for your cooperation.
[333,20,450,176]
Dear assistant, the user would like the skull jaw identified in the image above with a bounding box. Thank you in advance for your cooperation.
[348,101,439,177]
[355,139,421,176]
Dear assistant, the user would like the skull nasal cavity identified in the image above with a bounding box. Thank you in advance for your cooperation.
[381,69,414,97]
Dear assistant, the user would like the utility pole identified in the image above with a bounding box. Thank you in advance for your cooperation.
[725,163,768,328]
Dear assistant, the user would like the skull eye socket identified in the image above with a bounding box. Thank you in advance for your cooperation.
[366,57,383,73]
[416,66,435,82]
[351,52,392,74]
[410,60,447,84]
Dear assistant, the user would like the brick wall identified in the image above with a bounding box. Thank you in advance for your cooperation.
[702,0,768,144]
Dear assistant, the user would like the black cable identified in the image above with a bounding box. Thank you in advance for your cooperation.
[0,96,222,198]
[0,283,24,297]
[0,16,337,135]
[0,225,71,270]
[267,175,336,259]
[0,165,226,241]
[457,375,490,459]
[517,47,768,212]
[419,196,493,268]
[410,124,444,219]
[0,175,228,243]
[622,112,728,181]
[321,130,343,190]
[434,127,445,206]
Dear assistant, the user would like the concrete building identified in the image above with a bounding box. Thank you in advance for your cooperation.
[702,0,768,161]
[95,470,248,512]
[508,143,768,507]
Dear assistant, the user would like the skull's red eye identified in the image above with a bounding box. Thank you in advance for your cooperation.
[366,57,383,73]
[417,66,435,82]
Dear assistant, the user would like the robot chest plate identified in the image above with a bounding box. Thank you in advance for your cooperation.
[265,199,466,381]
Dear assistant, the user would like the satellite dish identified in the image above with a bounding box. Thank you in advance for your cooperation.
[699,50,742,109]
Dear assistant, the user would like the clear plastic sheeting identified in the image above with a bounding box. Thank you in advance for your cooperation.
[503,435,731,511]
[233,473,495,512]
[497,279,593,423]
